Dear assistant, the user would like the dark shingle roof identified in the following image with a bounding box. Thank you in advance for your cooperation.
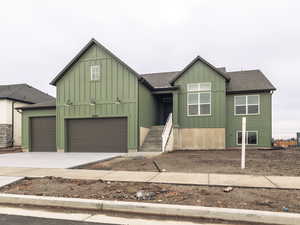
[226,70,276,93]
[140,69,276,93]
[0,84,54,104]
[140,71,179,89]
[16,99,56,110]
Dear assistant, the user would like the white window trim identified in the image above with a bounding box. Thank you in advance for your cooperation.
[187,82,212,117]
[90,65,101,81]
[234,95,260,116]
[236,130,258,145]
[187,82,211,92]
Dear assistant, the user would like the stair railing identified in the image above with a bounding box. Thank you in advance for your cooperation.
[162,113,173,152]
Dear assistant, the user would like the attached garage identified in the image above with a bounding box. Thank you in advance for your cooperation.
[67,117,127,153]
[30,116,56,152]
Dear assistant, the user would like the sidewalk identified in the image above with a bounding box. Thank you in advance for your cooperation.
[0,167,299,189]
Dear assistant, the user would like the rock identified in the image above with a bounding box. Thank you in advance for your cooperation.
[256,200,273,207]
[136,190,156,200]
[200,189,210,195]
[160,189,168,193]
[283,207,289,212]
[223,187,233,192]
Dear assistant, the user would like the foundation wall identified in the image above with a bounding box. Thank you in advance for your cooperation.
[139,127,150,147]
[174,128,225,150]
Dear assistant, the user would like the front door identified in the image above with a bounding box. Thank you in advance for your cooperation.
[157,94,173,125]
[163,102,173,124]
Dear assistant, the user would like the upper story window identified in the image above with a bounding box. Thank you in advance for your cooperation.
[187,82,211,116]
[90,65,100,81]
[234,95,259,115]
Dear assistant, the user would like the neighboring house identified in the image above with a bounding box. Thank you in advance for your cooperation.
[0,84,54,148]
[18,39,276,153]
[273,139,297,148]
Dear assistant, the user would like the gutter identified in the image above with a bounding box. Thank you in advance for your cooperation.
[11,101,15,146]
[226,89,276,95]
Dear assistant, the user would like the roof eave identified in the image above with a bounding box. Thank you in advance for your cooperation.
[16,105,56,110]
[0,97,34,104]
[151,86,179,92]
[226,88,276,94]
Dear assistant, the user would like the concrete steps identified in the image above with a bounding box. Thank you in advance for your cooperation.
[140,126,163,152]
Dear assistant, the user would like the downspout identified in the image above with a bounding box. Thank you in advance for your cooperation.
[11,101,15,147]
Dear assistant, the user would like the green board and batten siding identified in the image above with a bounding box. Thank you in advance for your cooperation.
[138,83,158,128]
[174,61,227,128]
[56,44,139,151]
[21,109,56,150]
[226,93,272,147]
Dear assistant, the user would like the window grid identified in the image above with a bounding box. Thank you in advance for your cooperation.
[91,65,101,81]
[187,83,211,116]
[234,95,260,115]
[187,82,211,92]
[236,130,258,145]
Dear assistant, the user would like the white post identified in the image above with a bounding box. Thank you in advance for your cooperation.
[241,117,246,169]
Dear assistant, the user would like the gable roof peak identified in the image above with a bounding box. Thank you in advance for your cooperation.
[50,38,145,86]
[169,55,230,84]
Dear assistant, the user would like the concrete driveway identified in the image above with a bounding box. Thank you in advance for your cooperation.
[0,152,123,169]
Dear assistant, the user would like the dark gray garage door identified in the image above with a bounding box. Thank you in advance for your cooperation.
[67,118,127,153]
[30,117,56,152]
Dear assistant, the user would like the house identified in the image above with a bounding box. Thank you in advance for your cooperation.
[0,84,54,148]
[18,39,276,153]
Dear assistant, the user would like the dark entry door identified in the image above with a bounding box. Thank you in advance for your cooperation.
[162,102,173,124]
[67,118,127,153]
[30,117,56,152]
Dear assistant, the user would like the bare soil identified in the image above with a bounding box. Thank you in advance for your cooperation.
[0,147,22,154]
[1,177,300,213]
[82,149,300,176]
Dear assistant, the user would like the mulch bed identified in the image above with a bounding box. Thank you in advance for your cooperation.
[81,149,300,176]
[1,177,300,213]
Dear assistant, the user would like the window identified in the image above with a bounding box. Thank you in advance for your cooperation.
[90,65,100,81]
[187,83,211,116]
[187,82,211,92]
[234,95,259,115]
[237,131,258,145]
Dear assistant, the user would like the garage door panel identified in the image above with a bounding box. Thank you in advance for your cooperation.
[68,118,127,153]
[31,117,56,152]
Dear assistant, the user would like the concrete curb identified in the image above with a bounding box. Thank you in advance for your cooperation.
[0,193,299,225]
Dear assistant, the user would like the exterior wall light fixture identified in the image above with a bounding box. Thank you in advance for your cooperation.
[115,97,121,105]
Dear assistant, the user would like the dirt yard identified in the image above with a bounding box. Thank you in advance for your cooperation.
[1,177,300,213]
[0,147,22,154]
[81,149,300,176]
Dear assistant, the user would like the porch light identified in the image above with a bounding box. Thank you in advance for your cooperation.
[115,97,121,105]
[64,99,73,107]
[90,99,96,106]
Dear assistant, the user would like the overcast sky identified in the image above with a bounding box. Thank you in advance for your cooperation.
[0,0,299,139]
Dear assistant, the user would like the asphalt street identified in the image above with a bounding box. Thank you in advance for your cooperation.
[0,214,121,225]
